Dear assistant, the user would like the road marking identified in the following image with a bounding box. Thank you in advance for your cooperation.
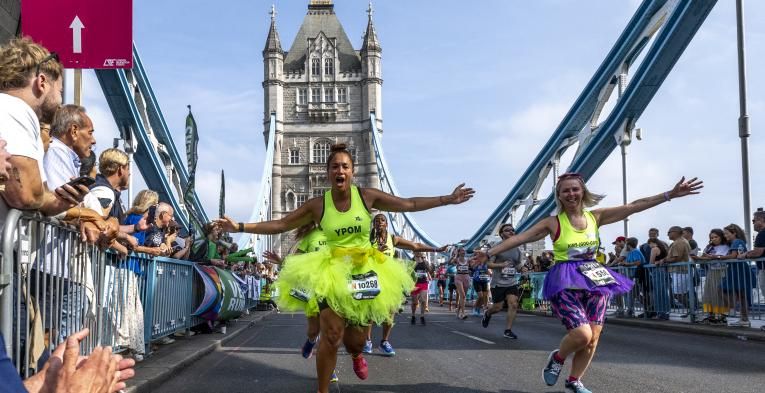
[450,330,495,344]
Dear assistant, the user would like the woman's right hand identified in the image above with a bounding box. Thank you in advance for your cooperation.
[214,216,238,233]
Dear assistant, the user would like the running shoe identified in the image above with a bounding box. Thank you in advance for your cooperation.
[481,311,492,328]
[301,338,317,359]
[379,340,396,357]
[362,340,373,354]
[330,369,339,383]
[351,355,368,380]
[503,329,518,339]
[564,379,592,393]
[543,349,563,386]
[411,315,416,325]
[729,320,751,328]
[420,316,426,325]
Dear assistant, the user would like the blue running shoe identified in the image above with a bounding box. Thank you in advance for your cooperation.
[362,340,373,354]
[330,369,339,383]
[543,349,563,386]
[301,338,316,359]
[379,340,396,357]
[565,379,592,393]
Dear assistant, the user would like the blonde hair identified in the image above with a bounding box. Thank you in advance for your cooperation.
[554,176,605,213]
[126,190,159,215]
[98,148,129,176]
[0,37,62,90]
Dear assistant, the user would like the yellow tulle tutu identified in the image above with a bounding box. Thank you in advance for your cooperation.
[275,247,415,325]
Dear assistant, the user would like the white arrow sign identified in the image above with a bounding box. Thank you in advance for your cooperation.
[69,15,84,54]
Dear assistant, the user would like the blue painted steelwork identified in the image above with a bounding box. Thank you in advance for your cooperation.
[94,45,209,230]
[370,113,441,254]
[462,0,717,249]
[241,113,276,252]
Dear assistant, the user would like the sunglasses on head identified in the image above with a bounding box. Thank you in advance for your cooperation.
[557,172,583,181]
[34,52,60,76]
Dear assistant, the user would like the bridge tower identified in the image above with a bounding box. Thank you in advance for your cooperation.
[263,0,381,254]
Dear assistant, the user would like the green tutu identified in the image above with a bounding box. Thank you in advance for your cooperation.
[275,246,415,325]
[274,258,320,317]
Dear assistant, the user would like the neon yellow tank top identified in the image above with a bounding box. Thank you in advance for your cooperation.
[372,234,395,257]
[552,210,600,264]
[296,228,328,253]
[319,185,372,249]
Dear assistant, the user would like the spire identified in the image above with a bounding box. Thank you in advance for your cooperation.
[264,4,283,54]
[361,1,380,52]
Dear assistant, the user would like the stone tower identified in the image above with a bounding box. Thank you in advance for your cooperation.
[263,0,382,254]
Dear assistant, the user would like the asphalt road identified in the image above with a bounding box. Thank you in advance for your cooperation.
[155,307,765,393]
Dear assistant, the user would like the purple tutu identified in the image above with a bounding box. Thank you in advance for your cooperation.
[542,261,633,300]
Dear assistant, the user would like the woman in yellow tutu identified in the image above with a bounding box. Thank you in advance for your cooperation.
[216,144,474,393]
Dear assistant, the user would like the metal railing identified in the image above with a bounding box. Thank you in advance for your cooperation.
[520,260,764,326]
[0,210,261,377]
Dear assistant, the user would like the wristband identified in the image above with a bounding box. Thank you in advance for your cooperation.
[238,222,245,232]
[663,192,671,202]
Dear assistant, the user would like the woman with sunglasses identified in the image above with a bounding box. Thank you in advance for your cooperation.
[216,144,474,393]
[481,223,524,339]
[472,173,701,393]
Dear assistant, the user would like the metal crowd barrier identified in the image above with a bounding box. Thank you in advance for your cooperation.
[515,260,764,326]
[0,210,261,377]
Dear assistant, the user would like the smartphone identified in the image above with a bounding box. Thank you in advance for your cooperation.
[66,176,95,188]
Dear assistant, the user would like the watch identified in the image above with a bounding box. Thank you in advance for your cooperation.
[238,222,245,232]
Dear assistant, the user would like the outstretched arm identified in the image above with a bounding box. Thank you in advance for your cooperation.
[393,236,447,253]
[363,183,474,213]
[594,177,703,226]
[215,197,320,234]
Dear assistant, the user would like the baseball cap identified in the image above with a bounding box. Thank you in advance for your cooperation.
[611,236,626,244]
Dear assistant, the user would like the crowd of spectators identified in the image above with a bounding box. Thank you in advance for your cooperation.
[0,36,276,390]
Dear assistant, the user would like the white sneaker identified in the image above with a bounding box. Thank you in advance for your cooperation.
[133,353,144,362]
[156,336,175,345]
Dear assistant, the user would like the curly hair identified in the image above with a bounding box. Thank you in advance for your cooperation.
[0,37,62,90]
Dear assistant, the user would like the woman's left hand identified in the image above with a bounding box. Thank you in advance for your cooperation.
[668,177,703,199]
[448,183,475,205]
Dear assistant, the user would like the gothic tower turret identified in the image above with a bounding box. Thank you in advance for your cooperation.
[361,1,382,123]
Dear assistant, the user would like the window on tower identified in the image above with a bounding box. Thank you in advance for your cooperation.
[337,87,347,103]
[289,149,300,164]
[324,58,334,75]
[313,141,331,164]
[298,88,307,105]
[311,58,320,76]
[311,88,321,103]
[296,194,307,207]
[324,87,334,103]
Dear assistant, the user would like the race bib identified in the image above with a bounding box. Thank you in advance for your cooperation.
[289,287,311,302]
[457,264,469,273]
[578,262,616,286]
[501,267,516,279]
[349,271,380,300]
[415,271,428,278]
[478,274,491,282]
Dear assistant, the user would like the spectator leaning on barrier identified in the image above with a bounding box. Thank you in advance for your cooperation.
[619,237,646,317]
[0,37,90,227]
[644,237,670,319]
[640,228,661,262]
[720,223,755,328]
[658,226,692,313]
[143,202,176,254]
[84,148,143,254]
[692,228,730,325]
[743,209,765,331]
[43,105,115,244]
[683,226,699,254]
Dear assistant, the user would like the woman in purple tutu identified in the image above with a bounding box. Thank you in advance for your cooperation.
[472,173,702,393]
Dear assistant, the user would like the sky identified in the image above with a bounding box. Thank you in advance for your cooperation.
[71,0,765,250]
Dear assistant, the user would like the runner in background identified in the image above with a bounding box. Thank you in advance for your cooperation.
[410,252,432,325]
[481,224,524,339]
